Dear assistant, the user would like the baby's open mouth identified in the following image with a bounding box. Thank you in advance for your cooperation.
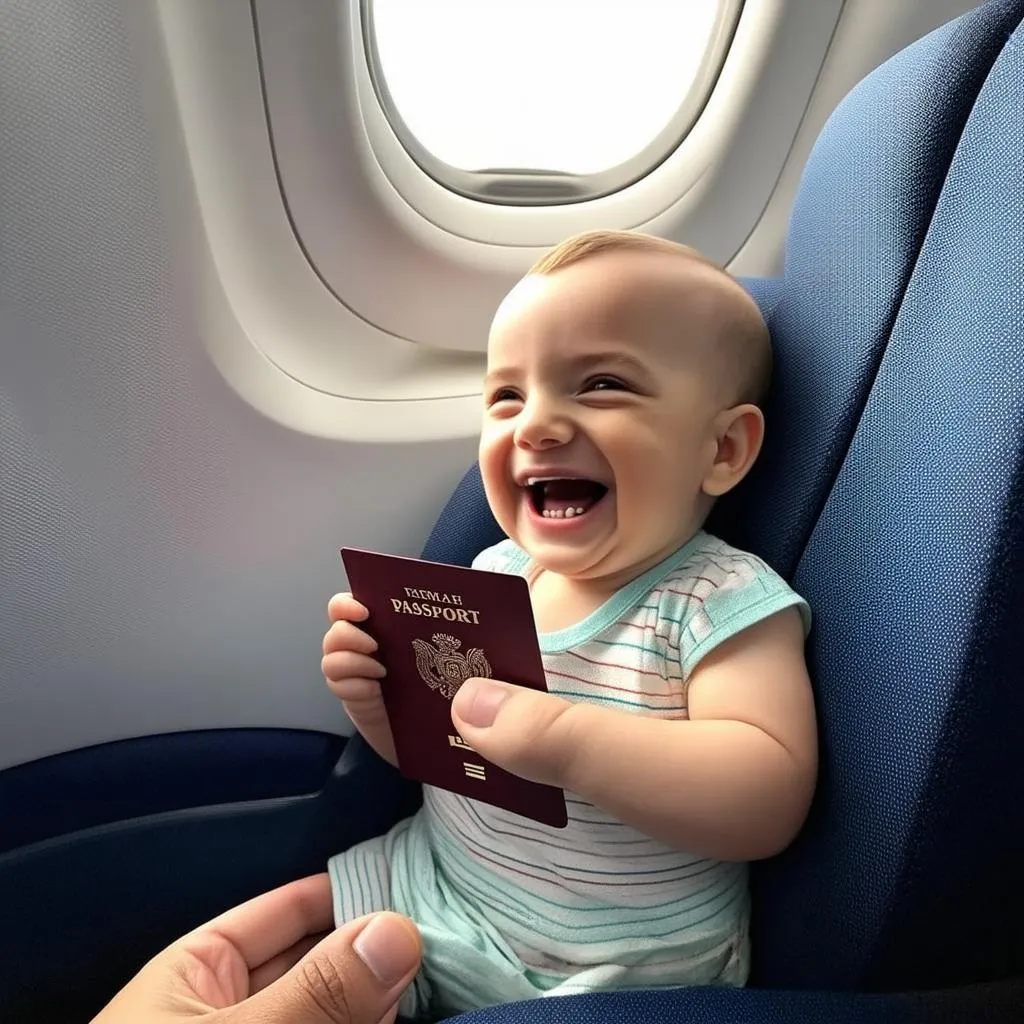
[527,478,609,519]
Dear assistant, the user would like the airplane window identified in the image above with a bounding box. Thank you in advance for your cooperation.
[363,0,742,205]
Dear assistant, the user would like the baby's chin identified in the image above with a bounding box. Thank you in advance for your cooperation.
[520,529,693,591]
[515,535,635,585]
[513,535,598,576]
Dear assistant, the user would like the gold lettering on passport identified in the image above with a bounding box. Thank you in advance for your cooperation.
[463,762,487,781]
[412,633,491,701]
[448,734,473,750]
[403,587,464,607]
[390,590,480,624]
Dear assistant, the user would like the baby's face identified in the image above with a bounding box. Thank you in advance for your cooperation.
[479,251,731,587]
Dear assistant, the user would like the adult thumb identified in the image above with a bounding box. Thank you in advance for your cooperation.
[228,912,421,1024]
[452,678,585,788]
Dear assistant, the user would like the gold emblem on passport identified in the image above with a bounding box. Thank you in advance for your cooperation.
[412,632,491,700]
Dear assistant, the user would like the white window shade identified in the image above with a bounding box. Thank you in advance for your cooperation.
[365,0,740,203]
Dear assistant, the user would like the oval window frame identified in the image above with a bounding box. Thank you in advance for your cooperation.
[359,0,745,206]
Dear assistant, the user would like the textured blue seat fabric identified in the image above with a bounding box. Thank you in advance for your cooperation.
[421,462,504,566]
[750,5,1024,994]
[371,1,1024,1020]
[701,0,1024,580]
[446,981,1024,1024]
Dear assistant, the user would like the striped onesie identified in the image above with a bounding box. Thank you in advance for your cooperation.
[328,530,811,1019]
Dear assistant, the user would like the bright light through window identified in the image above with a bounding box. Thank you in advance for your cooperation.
[369,0,731,177]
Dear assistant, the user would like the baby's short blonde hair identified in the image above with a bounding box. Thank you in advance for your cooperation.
[528,230,772,407]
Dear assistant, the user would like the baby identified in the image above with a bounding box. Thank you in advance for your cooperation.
[322,230,817,1019]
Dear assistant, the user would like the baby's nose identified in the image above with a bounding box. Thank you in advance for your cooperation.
[513,400,574,449]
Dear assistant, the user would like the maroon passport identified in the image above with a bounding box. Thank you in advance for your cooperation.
[341,547,567,828]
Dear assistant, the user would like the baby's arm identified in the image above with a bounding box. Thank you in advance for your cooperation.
[452,606,817,862]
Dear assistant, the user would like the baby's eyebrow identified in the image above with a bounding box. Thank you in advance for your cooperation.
[568,350,652,378]
[483,350,651,388]
[483,367,514,389]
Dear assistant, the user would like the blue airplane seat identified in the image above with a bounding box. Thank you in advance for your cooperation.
[356,0,1024,1019]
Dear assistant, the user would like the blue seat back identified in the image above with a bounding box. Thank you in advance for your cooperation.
[422,0,1024,993]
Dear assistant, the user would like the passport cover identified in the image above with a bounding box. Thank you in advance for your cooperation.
[340,547,568,828]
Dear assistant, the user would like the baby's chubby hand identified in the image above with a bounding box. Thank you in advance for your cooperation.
[322,593,397,766]
[321,593,387,710]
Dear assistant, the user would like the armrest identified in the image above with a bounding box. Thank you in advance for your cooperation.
[444,979,1024,1024]
[0,731,421,1022]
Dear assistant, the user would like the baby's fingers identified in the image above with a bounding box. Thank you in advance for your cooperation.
[327,592,369,623]
[324,675,385,705]
[321,650,386,684]
[323,619,378,656]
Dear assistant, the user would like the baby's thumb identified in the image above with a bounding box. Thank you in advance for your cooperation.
[227,913,421,1024]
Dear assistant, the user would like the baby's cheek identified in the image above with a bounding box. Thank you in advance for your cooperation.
[619,473,687,539]
[478,446,508,498]
[482,479,522,540]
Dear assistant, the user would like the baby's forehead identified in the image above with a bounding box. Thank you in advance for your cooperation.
[492,252,733,358]
[487,251,762,401]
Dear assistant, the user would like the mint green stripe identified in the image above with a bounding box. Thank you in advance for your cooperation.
[682,592,809,676]
[589,637,665,656]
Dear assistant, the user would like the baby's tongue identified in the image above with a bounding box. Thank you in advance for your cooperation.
[542,479,602,514]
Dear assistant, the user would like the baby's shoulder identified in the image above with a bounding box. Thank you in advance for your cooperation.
[666,531,781,588]
[649,532,802,625]
[647,533,811,675]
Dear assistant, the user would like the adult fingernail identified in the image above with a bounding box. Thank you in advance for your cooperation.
[457,679,510,728]
[352,914,421,987]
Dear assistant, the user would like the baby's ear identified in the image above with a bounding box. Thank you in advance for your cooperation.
[702,404,765,497]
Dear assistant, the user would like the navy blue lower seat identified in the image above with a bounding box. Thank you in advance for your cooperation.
[348,1,1024,1020]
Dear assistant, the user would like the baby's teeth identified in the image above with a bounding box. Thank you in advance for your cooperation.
[541,507,586,519]
[565,508,576,518]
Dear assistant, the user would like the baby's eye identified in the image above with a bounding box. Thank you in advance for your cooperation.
[487,386,522,405]
[581,375,630,393]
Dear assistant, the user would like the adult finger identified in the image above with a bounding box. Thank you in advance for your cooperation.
[248,932,327,995]
[185,874,334,975]
[225,913,422,1024]
[451,678,586,788]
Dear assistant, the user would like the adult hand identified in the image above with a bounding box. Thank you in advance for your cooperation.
[453,677,579,788]
[92,873,421,1024]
